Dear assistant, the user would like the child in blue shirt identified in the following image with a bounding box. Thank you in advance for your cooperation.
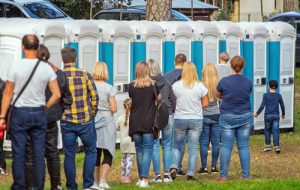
[254,80,285,154]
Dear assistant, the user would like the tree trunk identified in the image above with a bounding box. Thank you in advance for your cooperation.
[260,0,264,21]
[146,0,172,21]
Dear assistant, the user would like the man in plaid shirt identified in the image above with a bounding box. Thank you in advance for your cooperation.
[60,47,99,190]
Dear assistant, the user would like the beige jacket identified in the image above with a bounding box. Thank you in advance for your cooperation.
[117,115,136,154]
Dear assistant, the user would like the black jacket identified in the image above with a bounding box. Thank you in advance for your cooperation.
[151,76,176,115]
[0,79,5,106]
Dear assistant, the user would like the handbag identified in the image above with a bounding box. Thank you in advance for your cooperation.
[6,60,41,133]
[153,84,169,131]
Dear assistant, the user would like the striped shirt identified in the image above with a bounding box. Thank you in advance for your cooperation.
[62,65,99,124]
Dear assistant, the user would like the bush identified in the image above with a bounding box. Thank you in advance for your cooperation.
[213,8,232,21]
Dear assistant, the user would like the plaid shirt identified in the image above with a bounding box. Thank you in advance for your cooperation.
[62,65,99,124]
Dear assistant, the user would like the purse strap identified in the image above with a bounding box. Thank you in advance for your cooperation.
[11,59,41,107]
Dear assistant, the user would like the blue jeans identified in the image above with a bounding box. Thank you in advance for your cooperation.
[171,119,203,176]
[61,120,97,190]
[219,113,252,179]
[10,107,47,190]
[133,133,155,178]
[152,115,174,174]
[264,115,280,146]
[200,117,220,168]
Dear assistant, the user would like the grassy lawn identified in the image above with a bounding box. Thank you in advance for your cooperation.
[1,69,300,189]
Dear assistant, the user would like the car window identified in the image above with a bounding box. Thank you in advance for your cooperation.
[94,13,120,20]
[121,13,137,20]
[22,2,66,19]
[4,3,25,18]
[138,13,146,20]
[0,3,3,17]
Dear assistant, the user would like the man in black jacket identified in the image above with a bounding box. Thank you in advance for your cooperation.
[25,45,73,190]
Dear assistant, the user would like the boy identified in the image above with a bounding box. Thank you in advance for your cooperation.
[254,80,285,153]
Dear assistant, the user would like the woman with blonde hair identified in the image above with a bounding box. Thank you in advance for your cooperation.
[198,64,221,174]
[92,61,117,189]
[129,61,161,188]
[170,62,209,181]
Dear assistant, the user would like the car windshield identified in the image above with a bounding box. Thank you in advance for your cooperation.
[22,2,67,19]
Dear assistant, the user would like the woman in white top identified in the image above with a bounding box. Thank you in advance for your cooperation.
[170,61,208,181]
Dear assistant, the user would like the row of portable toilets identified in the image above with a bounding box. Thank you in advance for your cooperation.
[0,18,296,149]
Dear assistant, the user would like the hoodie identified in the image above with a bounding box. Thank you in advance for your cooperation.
[152,75,176,115]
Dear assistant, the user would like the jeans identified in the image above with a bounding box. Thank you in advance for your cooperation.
[264,115,280,146]
[200,117,220,168]
[61,120,97,190]
[171,119,203,177]
[152,115,174,174]
[133,133,154,178]
[10,107,47,190]
[219,113,252,179]
[0,140,6,170]
[25,122,61,190]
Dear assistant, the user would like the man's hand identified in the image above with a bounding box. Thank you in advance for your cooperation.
[253,112,258,118]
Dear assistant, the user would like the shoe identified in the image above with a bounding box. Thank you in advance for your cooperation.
[211,167,219,173]
[124,178,132,183]
[187,175,196,181]
[163,173,173,183]
[263,145,271,152]
[150,175,162,183]
[170,170,177,180]
[176,169,186,176]
[275,146,281,154]
[136,179,142,186]
[99,181,110,189]
[216,177,227,181]
[0,168,7,176]
[139,180,149,188]
[83,185,101,190]
[198,167,208,174]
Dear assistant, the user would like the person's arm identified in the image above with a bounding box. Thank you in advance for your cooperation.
[0,81,15,129]
[59,71,73,109]
[216,80,223,99]
[169,86,176,114]
[254,94,266,117]
[109,96,117,113]
[279,95,285,119]
[201,95,209,108]
[46,79,61,110]
[86,73,99,116]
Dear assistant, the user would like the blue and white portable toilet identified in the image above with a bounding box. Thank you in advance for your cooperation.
[63,20,100,73]
[126,21,164,74]
[265,22,296,130]
[188,21,220,76]
[157,21,193,73]
[212,21,242,58]
[238,22,269,130]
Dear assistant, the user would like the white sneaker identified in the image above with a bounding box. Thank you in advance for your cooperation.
[139,180,149,188]
[99,181,110,189]
[163,173,173,183]
[0,168,7,176]
[83,184,101,190]
[136,179,142,186]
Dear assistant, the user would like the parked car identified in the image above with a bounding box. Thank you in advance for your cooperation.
[92,8,191,21]
[0,0,71,19]
[266,11,300,66]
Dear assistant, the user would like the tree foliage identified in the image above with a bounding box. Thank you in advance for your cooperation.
[212,6,232,21]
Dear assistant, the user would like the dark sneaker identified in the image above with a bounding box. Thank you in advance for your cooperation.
[263,145,271,152]
[170,170,177,180]
[275,146,281,154]
[187,175,196,181]
[198,167,208,174]
[211,167,219,173]
[176,169,186,176]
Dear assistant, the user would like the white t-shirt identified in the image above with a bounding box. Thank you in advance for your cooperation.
[7,58,57,107]
[172,80,208,119]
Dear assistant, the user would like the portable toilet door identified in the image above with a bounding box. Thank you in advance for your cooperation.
[36,20,66,69]
[265,22,296,130]
[64,20,99,73]
[238,22,269,130]
[158,21,193,73]
[126,21,164,74]
[212,21,242,58]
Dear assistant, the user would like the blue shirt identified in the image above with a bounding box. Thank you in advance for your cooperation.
[256,92,285,116]
[217,74,252,115]
[164,69,182,85]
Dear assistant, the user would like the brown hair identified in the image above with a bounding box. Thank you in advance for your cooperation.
[61,46,77,64]
[92,62,109,81]
[230,56,245,73]
[37,44,50,62]
[133,61,154,88]
[22,34,39,50]
[123,98,132,126]
[175,53,187,66]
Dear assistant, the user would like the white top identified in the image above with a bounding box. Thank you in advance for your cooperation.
[172,80,208,119]
[216,64,232,80]
[7,59,57,107]
[117,114,136,154]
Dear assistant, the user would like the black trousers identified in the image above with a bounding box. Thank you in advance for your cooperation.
[25,122,61,190]
[0,140,6,170]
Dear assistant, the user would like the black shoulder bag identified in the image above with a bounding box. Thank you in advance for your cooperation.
[153,84,169,131]
[6,60,41,133]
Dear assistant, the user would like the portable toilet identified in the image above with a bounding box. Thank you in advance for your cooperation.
[211,21,242,58]
[265,22,296,130]
[238,22,269,130]
[126,21,164,75]
[63,20,100,73]
[188,21,220,77]
[157,21,193,73]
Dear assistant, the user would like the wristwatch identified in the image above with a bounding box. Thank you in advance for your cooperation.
[0,117,5,120]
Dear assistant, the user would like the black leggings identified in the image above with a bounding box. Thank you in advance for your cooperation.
[96,148,113,167]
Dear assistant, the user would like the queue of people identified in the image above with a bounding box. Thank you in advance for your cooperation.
[0,34,285,190]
